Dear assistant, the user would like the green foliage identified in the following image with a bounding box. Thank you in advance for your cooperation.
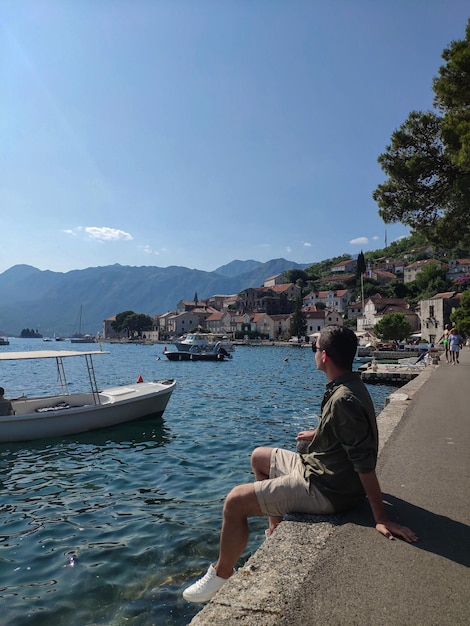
[112,310,154,336]
[413,263,448,294]
[374,313,413,342]
[284,269,309,285]
[20,328,42,338]
[451,289,470,335]
[290,298,307,338]
[373,21,470,248]
[111,310,135,334]
[433,21,470,171]
[305,254,352,279]
[356,251,366,276]
[387,280,410,299]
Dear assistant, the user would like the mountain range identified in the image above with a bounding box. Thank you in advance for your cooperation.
[0,259,310,336]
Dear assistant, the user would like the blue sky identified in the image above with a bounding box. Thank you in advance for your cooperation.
[2,1,469,274]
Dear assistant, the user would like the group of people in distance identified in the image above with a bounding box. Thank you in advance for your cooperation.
[182,325,418,604]
[438,325,464,364]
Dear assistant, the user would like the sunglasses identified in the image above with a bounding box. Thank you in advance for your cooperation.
[311,344,323,353]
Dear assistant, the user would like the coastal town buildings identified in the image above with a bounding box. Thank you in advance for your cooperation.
[100,245,468,343]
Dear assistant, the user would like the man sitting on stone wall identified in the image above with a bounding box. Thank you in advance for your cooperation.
[182,326,418,603]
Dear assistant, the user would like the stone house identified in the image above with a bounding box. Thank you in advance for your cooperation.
[347,302,363,319]
[239,283,301,315]
[366,269,397,285]
[205,310,236,336]
[304,310,343,335]
[264,274,288,287]
[445,259,470,284]
[419,292,462,343]
[303,289,351,313]
[330,259,357,273]
[357,295,419,333]
[103,315,117,340]
[403,259,445,283]
[166,306,219,336]
[319,273,356,286]
[234,312,292,339]
[207,294,239,311]
[155,311,175,337]
[268,314,293,339]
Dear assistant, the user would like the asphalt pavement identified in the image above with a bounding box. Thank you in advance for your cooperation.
[190,349,470,625]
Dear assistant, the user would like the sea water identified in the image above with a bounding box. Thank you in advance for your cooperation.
[0,339,395,625]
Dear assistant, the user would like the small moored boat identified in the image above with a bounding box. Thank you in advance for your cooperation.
[174,333,234,352]
[164,342,232,362]
[0,350,175,443]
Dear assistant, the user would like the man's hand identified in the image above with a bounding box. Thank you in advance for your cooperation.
[296,430,316,442]
[376,520,418,543]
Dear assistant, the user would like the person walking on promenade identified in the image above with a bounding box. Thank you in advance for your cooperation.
[182,326,418,603]
[449,328,463,364]
[437,324,451,363]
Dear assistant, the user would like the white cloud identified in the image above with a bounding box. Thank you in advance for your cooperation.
[372,235,379,241]
[85,227,133,241]
[140,244,160,256]
[303,242,312,247]
[286,246,292,254]
[350,237,369,245]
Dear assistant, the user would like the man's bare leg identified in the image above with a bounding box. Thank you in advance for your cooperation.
[214,483,264,578]
[251,446,282,535]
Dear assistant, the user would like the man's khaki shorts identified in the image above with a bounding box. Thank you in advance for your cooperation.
[253,448,334,518]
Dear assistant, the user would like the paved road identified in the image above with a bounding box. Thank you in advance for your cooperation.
[303,347,470,625]
[191,349,470,625]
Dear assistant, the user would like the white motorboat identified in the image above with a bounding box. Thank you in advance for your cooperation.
[164,342,233,362]
[0,350,175,443]
[174,333,234,352]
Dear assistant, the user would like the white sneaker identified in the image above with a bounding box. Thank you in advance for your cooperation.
[182,564,229,603]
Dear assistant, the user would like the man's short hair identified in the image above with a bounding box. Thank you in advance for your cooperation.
[318,326,357,370]
[0,387,4,396]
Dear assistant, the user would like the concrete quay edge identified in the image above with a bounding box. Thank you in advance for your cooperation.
[189,364,438,625]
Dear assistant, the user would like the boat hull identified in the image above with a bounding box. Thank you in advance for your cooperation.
[1,380,175,443]
[165,351,231,361]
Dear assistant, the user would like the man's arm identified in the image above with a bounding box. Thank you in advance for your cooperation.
[359,470,418,543]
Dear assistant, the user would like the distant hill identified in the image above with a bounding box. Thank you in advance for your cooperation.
[214,259,264,277]
[0,259,310,336]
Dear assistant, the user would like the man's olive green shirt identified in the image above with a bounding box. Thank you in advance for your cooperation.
[300,372,378,510]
